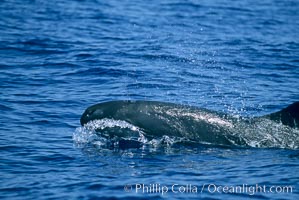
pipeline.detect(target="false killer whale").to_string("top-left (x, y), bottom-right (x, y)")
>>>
top-left (80, 100), bottom-right (299, 148)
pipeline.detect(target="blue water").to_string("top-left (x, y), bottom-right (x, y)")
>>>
top-left (1, 0), bottom-right (299, 199)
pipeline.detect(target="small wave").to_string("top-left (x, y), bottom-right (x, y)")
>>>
top-left (73, 119), bottom-right (195, 150)
top-left (235, 118), bottom-right (299, 149)
top-left (73, 119), bottom-right (147, 149)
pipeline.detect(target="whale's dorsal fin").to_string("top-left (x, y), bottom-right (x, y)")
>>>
top-left (266, 101), bottom-right (299, 128)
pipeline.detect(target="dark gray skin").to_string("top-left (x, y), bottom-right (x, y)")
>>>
top-left (80, 100), bottom-right (299, 147)
top-left (266, 101), bottom-right (299, 128)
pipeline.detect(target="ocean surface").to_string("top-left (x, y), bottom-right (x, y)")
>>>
top-left (1, 0), bottom-right (299, 199)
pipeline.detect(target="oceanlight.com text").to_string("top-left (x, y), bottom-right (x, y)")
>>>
top-left (124, 183), bottom-right (294, 196)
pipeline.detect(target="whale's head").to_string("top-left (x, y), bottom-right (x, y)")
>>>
top-left (80, 100), bottom-right (134, 126)
top-left (80, 104), bottom-right (104, 126)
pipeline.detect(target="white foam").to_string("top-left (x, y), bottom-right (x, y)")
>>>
top-left (235, 118), bottom-right (299, 149)
top-left (73, 118), bottom-right (146, 145)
